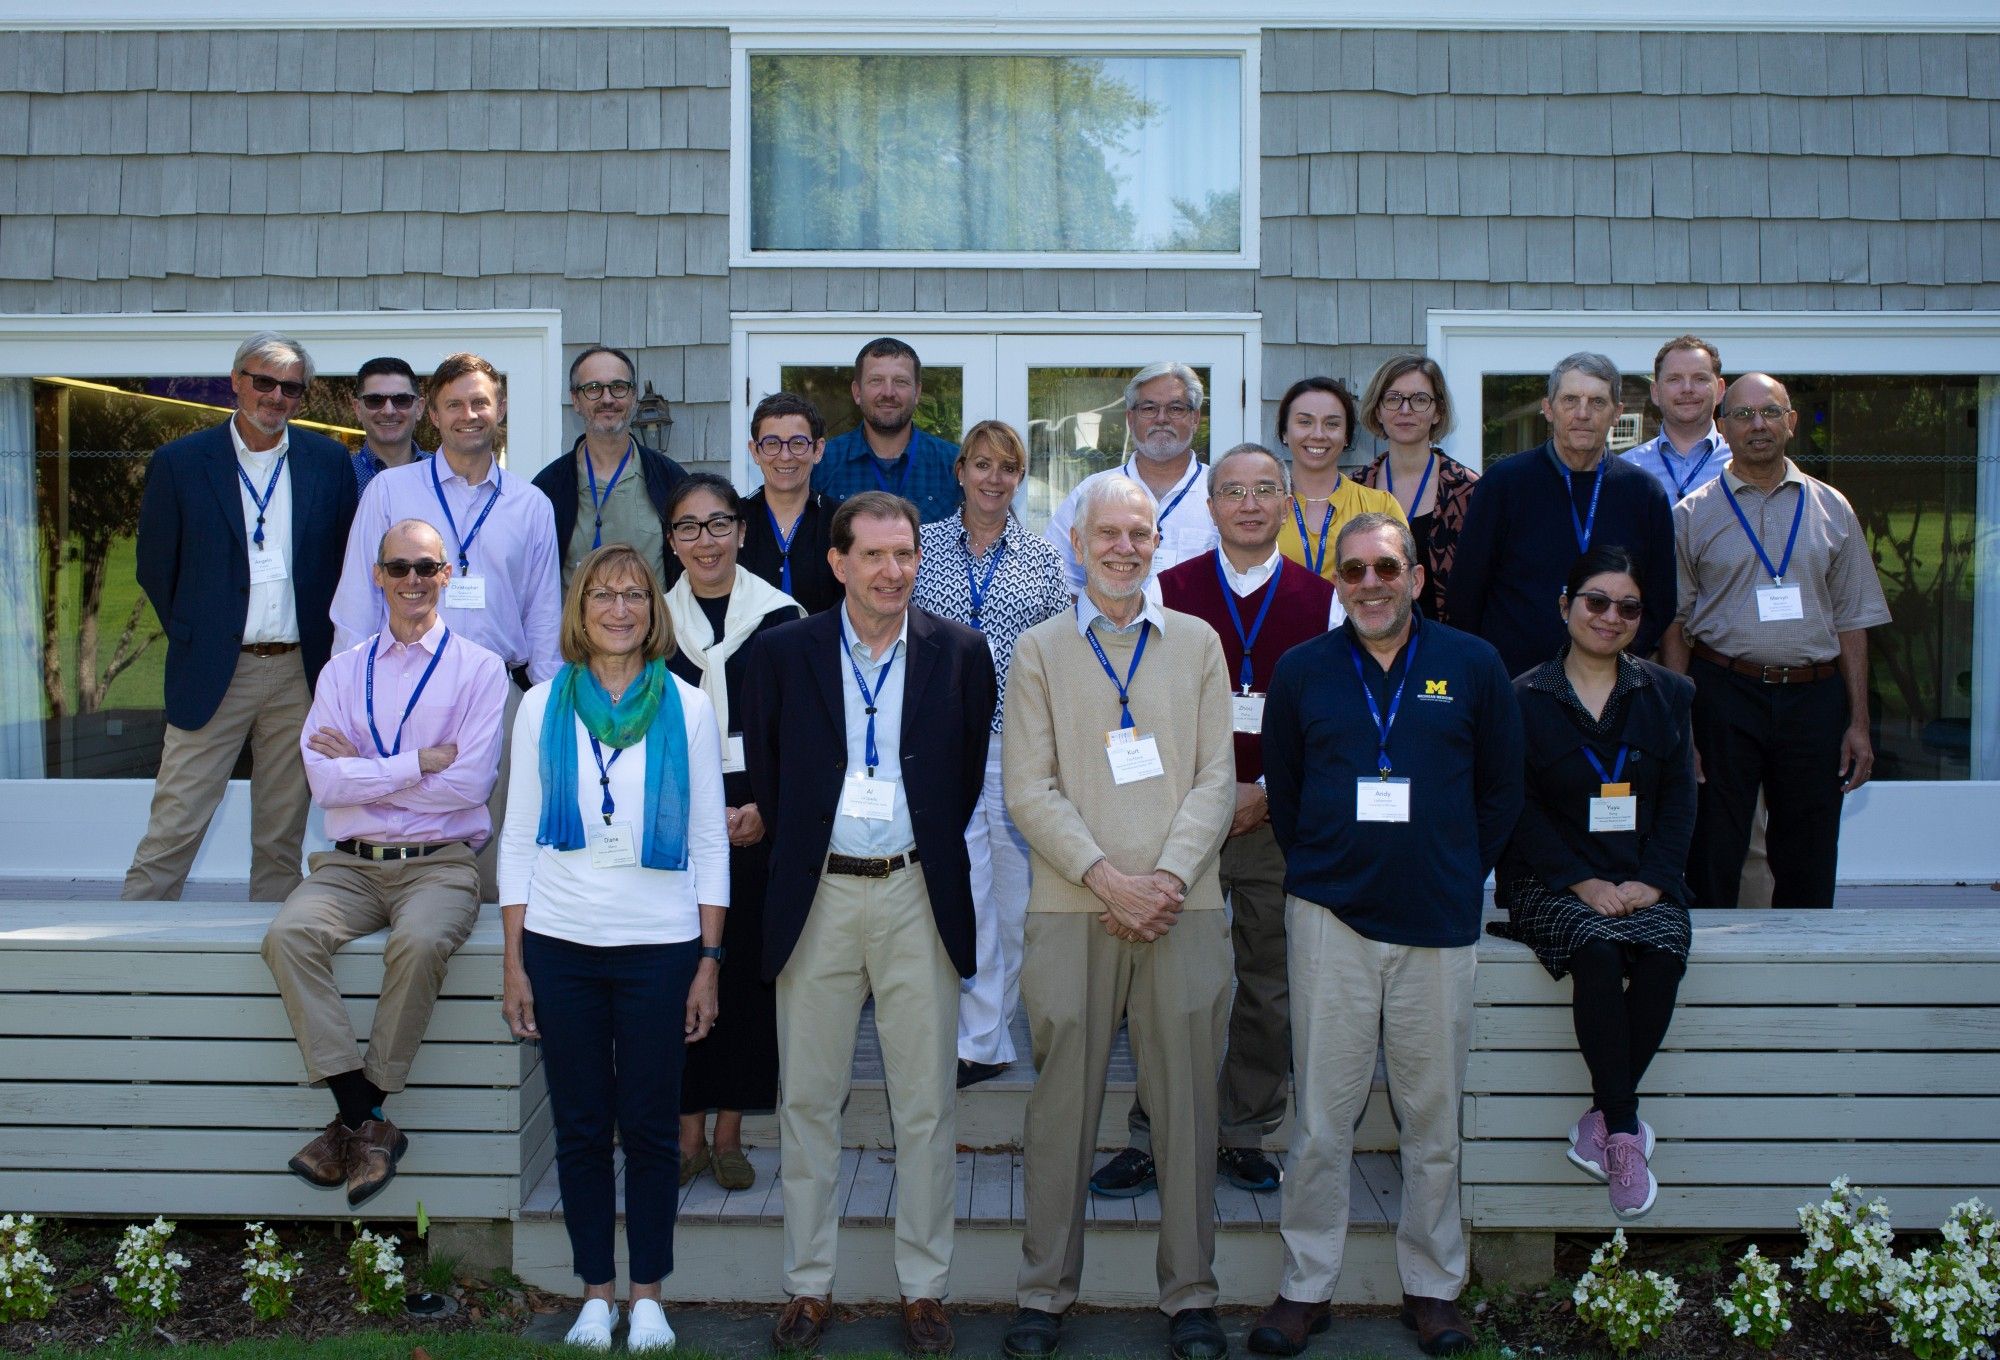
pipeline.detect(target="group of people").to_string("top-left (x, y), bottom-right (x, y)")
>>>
top-left (123, 328), bottom-right (1890, 1359)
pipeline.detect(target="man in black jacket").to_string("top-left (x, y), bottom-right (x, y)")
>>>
top-left (742, 491), bottom-right (996, 1358)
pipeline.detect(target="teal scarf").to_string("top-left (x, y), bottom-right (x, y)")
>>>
top-left (535, 659), bottom-right (689, 869)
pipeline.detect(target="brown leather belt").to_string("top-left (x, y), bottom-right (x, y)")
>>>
top-left (1692, 640), bottom-right (1837, 685)
top-left (241, 642), bottom-right (299, 657)
top-left (336, 838), bottom-right (461, 862)
top-left (825, 848), bottom-right (921, 879)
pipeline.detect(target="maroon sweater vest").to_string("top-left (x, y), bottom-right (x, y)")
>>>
top-left (1158, 550), bottom-right (1336, 783)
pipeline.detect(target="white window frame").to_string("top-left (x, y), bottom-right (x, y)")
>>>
top-left (729, 31), bottom-right (1261, 271)
top-left (1428, 308), bottom-right (2000, 886)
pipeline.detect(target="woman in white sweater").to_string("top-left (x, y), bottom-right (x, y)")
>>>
top-left (498, 544), bottom-right (730, 1353)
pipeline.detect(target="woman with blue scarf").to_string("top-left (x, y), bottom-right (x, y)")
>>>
top-left (498, 544), bottom-right (730, 1354)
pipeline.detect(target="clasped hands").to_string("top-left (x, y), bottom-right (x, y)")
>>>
top-left (1084, 859), bottom-right (1185, 942)
top-left (1570, 877), bottom-right (1662, 917)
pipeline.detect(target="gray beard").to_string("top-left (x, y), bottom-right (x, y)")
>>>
top-left (865, 411), bottom-right (914, 438)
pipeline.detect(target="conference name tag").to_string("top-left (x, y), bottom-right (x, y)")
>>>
top-left (1355, 777), bottom-right (1411, 823)
top-left (1231, 693), bottom-right (1265, 735)
top-left (1755, 583), bottom-right (1804, 622)
top-left (839, 773), bottom-right (897, 821)
top-left (444, 575), bottom-right (488, 610)
top-left (1105, 729), bottom-right (1165, 785)
top-left (1589, 794), bottom-right (1638, 833)
top-left (721, 733), bottom-right (746, 774)
top-left (247, 550), bottom-right (289, 586)
top-left (588, 820), bottom-right (638, 869)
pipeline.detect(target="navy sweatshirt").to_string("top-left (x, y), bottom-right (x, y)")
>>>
top-left (1264, 616), bottom-right (1525, 948)
top-left (1446, 442), bottom-right (1676, 677)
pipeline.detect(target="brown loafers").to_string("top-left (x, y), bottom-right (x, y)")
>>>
top-left (900, 1296), bottom-right (955, 1356)
top-left (772, 1294), bottom-right (832, 1353)
top-left (1400, 1294), bottom-right (1477, 1357)
top-left (287, 1119), bottom-right (351, 1188)
top-left (1248, 1296), bottom-right (1331, 1355)
top-left (345, 1117), bottom-right (408, 1207)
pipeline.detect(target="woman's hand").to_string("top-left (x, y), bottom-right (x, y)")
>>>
top-left (1614, 880), bottom-right (1663, 912)
top-left (684, 959), bottom-right (720, 1043)
top-left (726, 803), bottom-right (765, 848)
top-left (1570, 877), bottom-right (1631, 917)
top-left (502, 964), bottom-right (538, 1039)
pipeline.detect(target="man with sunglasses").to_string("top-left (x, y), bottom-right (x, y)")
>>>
top-left (1256, 512), bottom-right (1522, 1358)
top-left (124, 332), bottom-right (359, 904)
top-left (1660, 374), bottom-right (1890, 909)
top-left (531, 345), bottom-right (689, 591)
top-left (263, 517), bottom-right (507, 1207)
top-left (349, 357), bottom-right (432, 494)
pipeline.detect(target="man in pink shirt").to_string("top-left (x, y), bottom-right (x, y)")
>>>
top-left (262, 517), bottom-right (508, 1207)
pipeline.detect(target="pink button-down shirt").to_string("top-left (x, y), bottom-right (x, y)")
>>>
top-left (302, 618), bottom-right (510, 847)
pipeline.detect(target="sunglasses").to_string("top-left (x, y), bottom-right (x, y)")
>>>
top-left (359, 392), bottom-right (419, 411)
top-left (1573, 590), bottom-right (1643, 621)
top-left (241, 371), bottom-right (306, 400)
top-left (379, 558), bottom-right (447, 579)
top-left (1335, 556), bottom-right (1409, 585)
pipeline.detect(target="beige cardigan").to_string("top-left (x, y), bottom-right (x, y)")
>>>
top-left (1001, 607), bottom-right (1236, 913)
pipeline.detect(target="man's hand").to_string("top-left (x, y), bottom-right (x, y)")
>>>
top-left (501, 965), bottom-right (538, 1039)
top-left (1229, 782), bottom-right (1269, 838)
top-left (1614, 880), bottom-right (1663, 912)
top-left (1083, 860), bottom-right (1182, 941)
top-left (726, 803), bottom-right (766, 848)
top-left (1839, 724), bottom-right (1874, 792)
top-left (307, 726), bottom-right (360, 760)
top-left (1570, 877), bottom-right (1631, 917)
top-left (418, 743), bottom-right (458, 775)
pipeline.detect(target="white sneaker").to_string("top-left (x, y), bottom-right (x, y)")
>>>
top-left (627, 1297), bottom-right (677, 1353)
top-left (565, 1298), bottom-right (621, 1351)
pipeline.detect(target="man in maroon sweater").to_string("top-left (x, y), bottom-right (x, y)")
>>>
top-left (1090, 443), bottom-right (1341, 1200)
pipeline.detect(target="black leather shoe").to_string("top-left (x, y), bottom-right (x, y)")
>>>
top-left (1002, 1308), bottom-right (1063, 1359)
top-left (1217, 1146), bottom-right (1282, 1192)
top-left (957, 1059), bottom-right (1008, 1089)
top-left (1088, 1146), bottom-right (1157, 1198)
top-left (1168, 1307), bottom-right (1229, 1360)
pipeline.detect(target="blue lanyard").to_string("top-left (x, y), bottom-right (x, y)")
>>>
top-left (1214, 550), bottom-right (1282, 692)
top-left (1720, 478), bottom-right (1807, 584)
top-left (965, 534), bottom-right (1007, 629)
top-left (430, 457), bottom-right (503, 574)
top-left (1385, 452), bottom-right (1434, 515)
top-left (1126, 460), bottom-right (1200, 528)
top-left (1346, 626), bottom-right (1420, 778)
top-left (1581, 744), bottom-right (1629, 789)
top-left (1553, 450), bottom-right (1606, 555)
top-left (1290, 495), bottom-right (1334, 576)
top-left (1085, 620), bottom-right (1151, 730)
top-left (236, 453), bottom-right (287, 550)
top-left (588, 735), bottom-right (623, 824)
top-left (841, 618), bottom-right (899, 775)
top-left (585, 440), bottom-right (635, 550)
top-left (1663, 439), bottom-right (1713, 500)
top-left (364, 630), bottom-right (451, 758)
top-left (871, 453), bottom-right (912, 498)
top-left (764, 502), bottom-right (802, 596)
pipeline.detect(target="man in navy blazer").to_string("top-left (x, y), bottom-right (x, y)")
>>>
top-left (743, 491), bottom-right (995, 1357)
top-left (123, 332), bottom-right (359, 903)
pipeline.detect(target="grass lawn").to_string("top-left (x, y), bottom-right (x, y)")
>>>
top-left (24, 1347), bottom-right (1529, 1360)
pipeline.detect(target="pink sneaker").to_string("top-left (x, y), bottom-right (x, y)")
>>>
top-left (1605, 1132), bottom-right (1658, 1219)
top-left (1567, 1108), bottom-right (1608, 1181)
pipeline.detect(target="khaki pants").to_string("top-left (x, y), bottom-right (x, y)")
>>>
top-left (123, 650), bottom-right (311, 903)
top-left (776, 863), bottom-right (959, 1300)
top-left (260, 843), bottom-right (481, 1092)
top-left (1018, 908), bottom-right (1231, 1316)
top-left (1280, 899), bottom-right (1474, 1302)
top-left (472, 681), bottom-right (523, 904)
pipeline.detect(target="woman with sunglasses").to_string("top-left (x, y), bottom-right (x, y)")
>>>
top-left (660, 474), bottom-right (805, 1192)
top-left (1355, 356), bottom-right (1479, 623)
top-left (1271, 376), bottom-right (1405, 582)
top-left (1493, 545), bottom-right (1696, 1222)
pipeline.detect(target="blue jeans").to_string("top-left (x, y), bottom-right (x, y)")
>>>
top-left (524, 929), bottom-right (698, 1286)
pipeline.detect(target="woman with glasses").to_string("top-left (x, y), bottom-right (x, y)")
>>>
top-left (911, 420), bottom-right (1071, 1088)
top-left (1492, 545), bottom-right (1696, 1223)
top-left (497, 544), bottom-right (729, 1352)
top-left (740, 392), bottom-right (841, 613)
top-left (660, 474), bottom-right (805, 1191)
top-left (1355, 356), bottom-right (1479, 623)
top-left (1271, 376), bottom-right (1405, 583)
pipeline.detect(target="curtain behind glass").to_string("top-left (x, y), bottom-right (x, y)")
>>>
top-left (0, 378), bottom-right (44, 778)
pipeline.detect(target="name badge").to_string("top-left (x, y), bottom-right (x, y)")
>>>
top-left (1105, 731), bottom-right (1166, 785)
top-left (588, 820), bottom-right (638, 869)
top-left (1355, 777), bottom-right (1411, 822)
top-left (1589, 795), bottom-right (1638, 833)
top-left (1755, 584), bottom-right (1804, 622)
top-left (247, 550), bottom-right (289, 585)
top-left (839, 773), bottom-right (897, 821)
top-left (1231, 693), bottom-right (1265, 735)
top-left (445, 575), bottom-right (488, 610)
top-left (721, 733), bottom-right (746, 774)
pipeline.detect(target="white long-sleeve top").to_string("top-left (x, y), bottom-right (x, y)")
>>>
top-left (498, 674), bottom-right (731, 946)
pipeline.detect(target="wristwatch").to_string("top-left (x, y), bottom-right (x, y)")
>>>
top-left (700, 945), bottom-right (727, 963)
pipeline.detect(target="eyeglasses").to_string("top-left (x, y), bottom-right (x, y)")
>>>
top-left (1335, 557), bottom-right (1408, 584)
top-left (670, 514), bottom-right (741, 542)
top-left (1573, 590), bottom-right (1643, 622)
top-left (379, 558), bottom-right (447, 579)
top-left (1213, 482), bottom-right (1285, 504)
top-left (585, 588), bottom-right (653, 609)
top-left (241, 371), bottom-right (306, 400)
top-left (1129, 401), bottom-right (1199, 421)
top-left (1722, 404), bottom-right (1792, 423)
top-left (755, 435), bottom-right (817, 458)
top-left (1379, 392), bottom-right (1437, 413)
top-left (572, 380), bottom-right (636, 400)
top-left (359, 392), bottom-right (419, 411)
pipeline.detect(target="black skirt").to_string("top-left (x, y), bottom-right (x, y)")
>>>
top-left (679, 825), bottom-right (780, 1114)
top-left (1490, 874), bottom-right (1692, 980)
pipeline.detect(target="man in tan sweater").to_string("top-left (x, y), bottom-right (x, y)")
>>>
top-left (1001, 474), bottom-right (1237, 1360)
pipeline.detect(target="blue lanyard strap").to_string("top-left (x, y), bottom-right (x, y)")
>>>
top-left (1581, 744), bottom-right (1629, 788)
top-left (1214, 550), bottom-right (1282, 692)
top-left (764, 502), bottom-right (802, 596)
top-left (1385, 452), bottom-right (1434, 515)
top-left (236, 453), bottom-right (287, 550)
top-left (1290, 496), bottom-right (1334, 576)
top-left (1720, 478), bottom-right (1807, 584)
top-left (1085, 620), bottom-right (1151, 730)
top-left (364, 629), bottom-right (451, 758)
top-left (430, 457), bottom-right (503, 574)
top-left (1665, 440), bottom-right (1713, 500)
top-left (1347, 627), bottom-right (1420, 777)
top-left (870, 452), bottom-right (912, 498)
top-left (841, 618), bottom-right (899, 775)
top-left (1554, 451), bottom-right (1606, 555)
top-left (588, 735), bottom-right (623, 824)
top-left (585, 440), bottom-right (635, 550)
top-left (1127, 460), bottom-right (1200, 528)
top-left (965, 534), bottom-right (1007, 629)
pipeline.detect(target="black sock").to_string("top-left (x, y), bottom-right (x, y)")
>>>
top-left (328, 1070), bottom-right (385, 1129)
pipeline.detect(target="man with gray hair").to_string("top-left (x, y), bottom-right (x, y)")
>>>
top-left (1043, 362), bottom-right (1218, 595)
top-left (1448, 352), bottom-right (1675, 676)
top-left (125, 332), bottom-right (359, 902)
top-left (1003, 473), bottom-right (1237, 1360)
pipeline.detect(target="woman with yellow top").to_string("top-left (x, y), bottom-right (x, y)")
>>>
top-left (1272, 376), bottom-right (1405, 583)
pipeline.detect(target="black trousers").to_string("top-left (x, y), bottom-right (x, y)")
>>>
top-left (1687, 658), bottom-right (1849, 909)
top-left (1571, 939), bottom-right (1684, 1134)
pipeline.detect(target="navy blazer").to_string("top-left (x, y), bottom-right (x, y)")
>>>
top-left (531, 437), bottom-right (688, 588)
top-left (135, 419), bottom-right (358, 731)
top-left (742, 605), bottom-right (996, 983)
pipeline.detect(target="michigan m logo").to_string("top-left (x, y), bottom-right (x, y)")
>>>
top-left (1424, 679), bottom-right (1448, 696)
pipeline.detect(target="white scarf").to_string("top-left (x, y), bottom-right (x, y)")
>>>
top-left (664, 566), bottom-right (802, 737)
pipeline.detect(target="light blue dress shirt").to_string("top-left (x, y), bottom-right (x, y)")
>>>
top-left (829, 606), bottom-right (916, 856)
top-left (1624, 426), bottom-right (1728, 502)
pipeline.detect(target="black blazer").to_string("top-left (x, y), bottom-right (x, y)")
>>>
top-left (531, 437), bottom-right (688, 588)
top-left (1499, 656), bottom-right (1697, 900)
top-left (742, 605), bottom-right (996, 982)
top-left (134, 419), bottom-right (357, 731)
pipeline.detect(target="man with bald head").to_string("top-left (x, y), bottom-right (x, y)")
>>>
top-left (262, 517), bottom-right (509, 1207)
top-left (1661, 375), bottom-right (1890, 909)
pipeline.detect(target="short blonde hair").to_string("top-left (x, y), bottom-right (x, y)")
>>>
top-left (957, 419), bottom-right (1029, 479)
top-left (560, 545), bottom-right (675, 665)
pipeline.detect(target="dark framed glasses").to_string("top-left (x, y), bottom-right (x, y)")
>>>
top-left (379, 558), bottom-right (447, 579)
top-left (1335, 556), bottom-right (1408, 585)
top-left (1573, 590), bottom-right (1642, 621)
top-left (670, 514), bottom-right (741, 543)
top-left (359, 392), bottom-right (419, 411)
top-left (572, 380), bottom-right (636, 400)
top-left (241, 371), bottom-right (306, 400)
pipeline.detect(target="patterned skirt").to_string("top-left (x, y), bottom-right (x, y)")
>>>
top-left (1490, 875), bottom-right (1692, 980)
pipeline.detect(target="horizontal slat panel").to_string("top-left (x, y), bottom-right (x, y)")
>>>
top-left (1484, 909), bottom-right (2000, 966)
top-left (1464, 1140), bottom-right (2000, 1187)
top-left (1472, 1005), bottom-right (2000, 1051)
top-left (0, 952), bottom-right (501, 997)
top-left (1466, 1049), bottom-right (1998, 1096)
top-left (0, 994), bottom-right (510, 1043)
top-left (1466, 1184), bottom-right (1986, 1231)
top-left (0, 902), bottom-right (506, 953)
top-left (0, 1127), bottom-right (526, 1176)
top-left (1475, 961), bottom-right (2000, 1006)
top-left (0, 1169), bottom-right (517, 1220)
top-left (1464, 1095), bottom-right (2000, 1141)
top-left (0, 1038), bottom-right (532, 1086)
top-left (0, 1078), bottom-right (539, 1131)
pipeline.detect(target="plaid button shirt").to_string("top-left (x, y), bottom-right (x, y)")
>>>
top-left (813, 426), bottom-right (963, 524)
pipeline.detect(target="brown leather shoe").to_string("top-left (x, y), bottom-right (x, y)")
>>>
top-left (772, 1294), bottom-right (832, 1353)
top-left (344, 1117), bottom-right (408, 1207)
top-left (287, 1120), bottom-right (351, 1188)
top-left (900, 1296), bottom-right (955, 1356)
top-left (1400, 1294), bottom-right (1477, 1357)
top-left (1247, 1296), bottom-right (1330, 1355)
